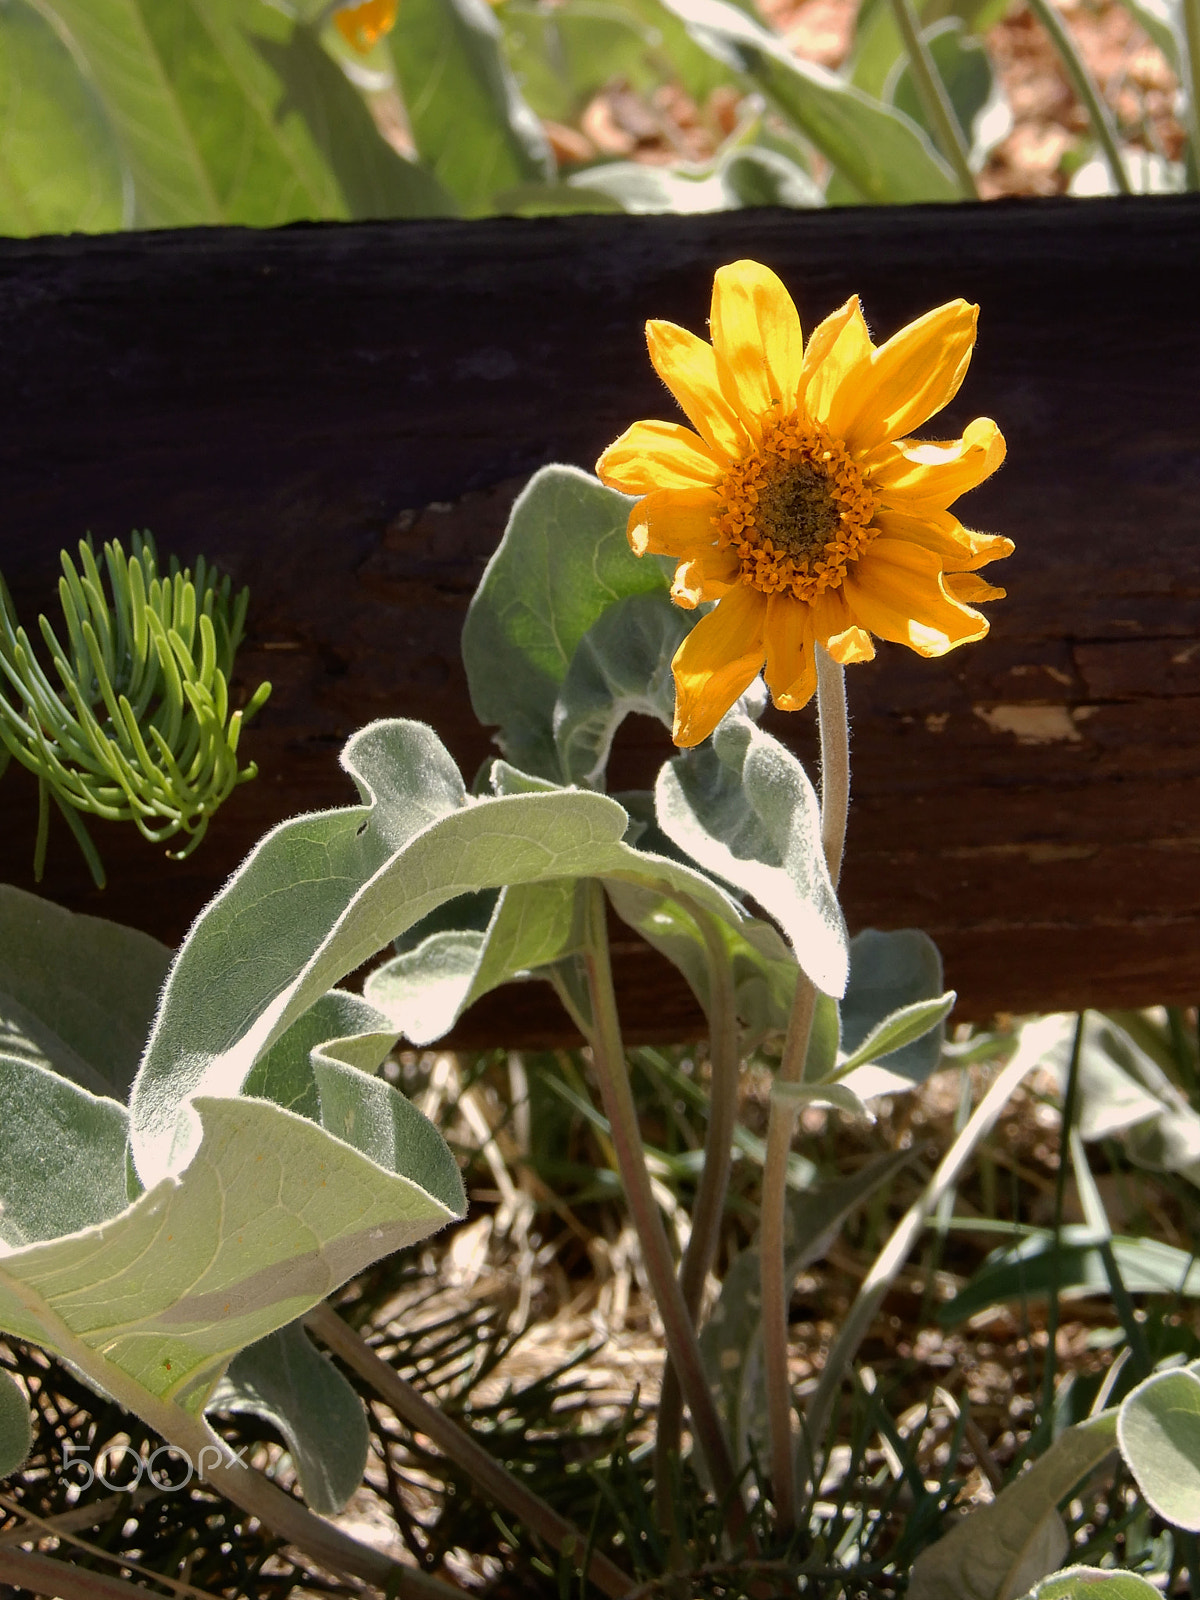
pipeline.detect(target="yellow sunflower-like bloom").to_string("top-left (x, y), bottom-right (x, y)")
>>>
top-left (596, 260), bottom-right (1012, 748)
top-left (333, 0), bottom-right (398, 52)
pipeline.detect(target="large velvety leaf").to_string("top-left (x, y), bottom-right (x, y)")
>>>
top-left (462, 466), bottom-right (667, 779)
top-left (131, 718), bottom-right (763, 1184)
top-left (1025, 1012), bottom-right (1200, 1185)
top-left (0, 1368), bottom-right (31, 1478)
top-left (366, 878), bottom-right (585, 1045)
top-left (833, 928), bottom-right (949, 1097)
top-left (389, 0), bottom-right (552, 215)
top-left (655, 709), bottom-right (848, 996)
top-left (0, 1057), bottom-right (130, 1246)
top-left (211, 1320), bottom-right (369, 1516)
top-left (1117, 1367), bottom-right (1200, 1532)
top-left (1029, 1569), bottom-right (1163, 1600)
top-left (553, 593), bottom-right (688, 787)
top-left (604, 876), bottom-right (799, 1047)
top-left (0, 885), bottom-right (171, 1100)
top-left (0, 1093), bottom-right (464, 1418)
top-left (28, 0), bottom-right (450, 230)
top-left (242, 989), bottom-right (398, 1124)
top-left (907, 1414), bottom-right (1118, 1600)
top-left (0, 0), bottom-right (128, 235)
top-left (659, 0), bottom-right (960, 202)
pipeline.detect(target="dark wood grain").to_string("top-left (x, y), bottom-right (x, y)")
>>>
top-left (1, 195), bottom-right (1197, 1042)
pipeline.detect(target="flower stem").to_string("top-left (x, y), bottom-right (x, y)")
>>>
top-left (654, 907), bottom-right (741, 1523)
top-left (798, 1048), bottom-right (1036, 1500)
top-left (760, 646), bottom-right (848, 1529)
top-left (580, 880), bottom-right (749, 1545)
top-left (1025, 0), bottom-right (1131, 194)
top-left (305, 1301), bottom-right (631, 1599)
top-left (886, 0), bottom-right (979, 198)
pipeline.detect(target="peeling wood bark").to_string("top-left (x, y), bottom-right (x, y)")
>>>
top-left (1, 196), bottom-right (1197, 1040)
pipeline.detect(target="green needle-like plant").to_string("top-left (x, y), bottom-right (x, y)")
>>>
top-left (0, 532), bottom-right (271, 888)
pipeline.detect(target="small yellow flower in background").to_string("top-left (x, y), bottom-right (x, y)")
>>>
top-left (333, 0), bottom-right (398, 52)
top-left (596, 261), bottom-right (1013, 748)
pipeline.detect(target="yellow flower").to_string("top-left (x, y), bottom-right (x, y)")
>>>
top-left (333, 0), bottom-right (398, 52)
top-left (596, 261), bottom-right (1012, 748)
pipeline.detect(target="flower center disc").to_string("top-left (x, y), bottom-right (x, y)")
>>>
top-left (716, 418), bottom-right (878, 604)
top-left (753, 460), bottom-right (844, 562)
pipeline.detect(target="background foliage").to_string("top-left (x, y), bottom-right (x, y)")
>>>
top-left (0, 0), bottom-right (1193, 237)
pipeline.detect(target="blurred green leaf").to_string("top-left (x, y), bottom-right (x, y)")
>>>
top-left (3, 0), bottom-right (450, 233)
top-left (1107, 0), bottom-right (1183, 72)
top-left (659, 0), bottom-right (959, 201)
top-left (1118, 1366), bottom-right (1200, 1532)
top-left (492, 176), bottom-right (625, 212)
top-left (890, 17), bottom-right (1011, 168)
top-left (567, 156), bottom-right (733, 210)
top-left (389, 0), bottom-right (553, 214)
top-left (940, 1225), bottom-right (1200, 1325)
top-left (0, 0), bottom-right (128, 235)
top-left (500, 0), bottom-right (657, 121)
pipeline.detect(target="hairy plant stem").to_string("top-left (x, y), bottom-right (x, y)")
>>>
top-left (580, 879), bottom-right (749, 1545)
top-left (305, 1301), bottom-right (631, 1599)
top-left (886, 0), bottom-right (979, 196)
top-left (760, 648), bottom-right (849, 1529)
top-left (1025, 0), bottom-right (1131, 193)
top-left (653, 907), bottom-right (741, 1527)
top-left (798, 1047), bottom-right (1037, 1501)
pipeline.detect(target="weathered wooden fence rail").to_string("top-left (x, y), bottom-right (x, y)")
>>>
top-left (1, 195), bottom-right (1197, 1042)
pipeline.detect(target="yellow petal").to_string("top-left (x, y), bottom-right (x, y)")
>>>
top-left (810, 587), bottom-right (876, 664)
top-left (843, 538), bottom-right (989, 657)
top-left (871, 507), bottom-right (1014, 573)
top-left (646, 320), bottom-right (751, 464)
top-left (944, 571), bottom-right (1007, 603)
top-left (708, 260), bottom-right (804, 426)
top-left (764, 593), bottom-right (817, 709)
top-left (804, 299), bottom-right (874, 435)
top-left (671, 546), bottom-right (741, 609)
top-left (597, 420), bottom-right (723, 494)
top-left (840, 300), bottom-right (978, 456)
top-left (671, 584), bottom-right (768, 746)
top-left (628, 489), bottom-right (722, 558)
top-left (869, 417), bottom-right (1006, 513)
